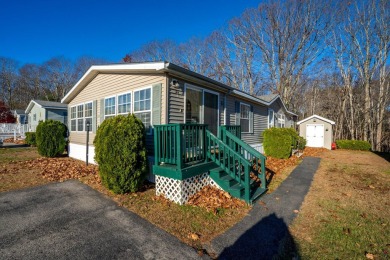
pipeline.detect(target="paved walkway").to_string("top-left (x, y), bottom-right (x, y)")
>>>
top-left (204, 156), bottom-right (321, 259)
top-left (0, 180), bottom-right (205, 260)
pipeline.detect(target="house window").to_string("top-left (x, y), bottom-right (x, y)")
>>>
top-left (70, 106), bottom-right (77, 131)
top-left (33, 114), bottom-right (36, 121)
top-left (278, 113), bottom-right (285, 128)
top-left (104, 97), bottom-right (116, 119)
top-left (118, 93), bottom-right (131, 115)
top-left (134, 88), bottom-right (151, 133)
top-left (268, 109), bottom-right (274, 128)
top-left (77, 104), bottom-right (84, 131)
top-left (84, 102), bottom-right (93, 130)
top-left (240, 103), bottom-right (251, 133)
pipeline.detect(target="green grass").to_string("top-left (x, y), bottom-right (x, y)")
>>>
top-left (0, 147), bottom-right (40, 163)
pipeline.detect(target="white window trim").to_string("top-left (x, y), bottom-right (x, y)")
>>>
top-left (70, 106), bottom-right (77, 132)
top-left (268, 109), bottom-right (274, 128)
top-left (133, 86), bottom-right (153, 135)
top-left (278, 113), bottom-right (285, 128)
top-left (76, 104), bottom-right (84, 132)
top-left (240, 102), bottom-right (252, 134)
top-left (183, 83), bottom-right (220, 131)
top-left (84, 102), bottom-right (93, 131)
top-left (70, 101), bottom-right (94, 132)
top-left (104, 95), bottom-right (116, 119)
top-left (117, 91), bottom-right (132, 115)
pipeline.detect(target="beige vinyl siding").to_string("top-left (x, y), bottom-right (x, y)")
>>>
top-left (226, 95), bottom-right (268, 144)
top-left (68, 73), bottom-right (166, 145)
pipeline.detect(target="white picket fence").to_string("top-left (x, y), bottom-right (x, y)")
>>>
top-left (0, 123), bottom-right (29, 140)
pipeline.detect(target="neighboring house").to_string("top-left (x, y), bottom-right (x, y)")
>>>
top-left (12, 109), bottom-right (28, 124)
top-left (25, 100), bottom-right (68, 132)
top-left (61, 61), bottom-right (297, 204)
top-left (297, 114), bottom-right (335, 150)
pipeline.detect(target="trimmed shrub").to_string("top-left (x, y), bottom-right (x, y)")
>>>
top-left (94, 114), bottom-right (148, 194)
top-left (25, 132), bottom-right (36, 146)
top-left (263, 127), bottom-right (305, 159)
top-left (335, 140), bottom-right (371, 151)
top-left (36, 120), bottom-right (67, 157)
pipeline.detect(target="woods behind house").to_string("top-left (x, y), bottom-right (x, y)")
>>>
top-left (1, 0), bottom-right (389, 151)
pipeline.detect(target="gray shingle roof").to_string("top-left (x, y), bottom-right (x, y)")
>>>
top-left (33, 100), bottom-right (68, 109)
top-left (13, 109), bottom-right (26, 115)
top-left (257, 94), bottom-right (279, 102)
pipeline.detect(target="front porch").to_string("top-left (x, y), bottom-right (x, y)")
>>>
top-left (153, 124), bottom-right (268, 204)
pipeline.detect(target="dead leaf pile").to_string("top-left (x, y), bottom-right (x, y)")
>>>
top-left (187, 186), bottom-right (246, 212)
top-left (23, 157), bottom-right (100, 183)
top-left (302, 147), bottom-right (328, 157)
top-left (2, 138), bottom-right (26, 144)
top-left (266, 155), bottom-right (300, 175)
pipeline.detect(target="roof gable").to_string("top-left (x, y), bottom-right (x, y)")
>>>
top-left (25, 100), bottom-right (67, 114)
top-left (297, 114), bottom-right (335, 125)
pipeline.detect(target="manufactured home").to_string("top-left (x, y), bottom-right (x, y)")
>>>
top-left (25, 100), bottom-right (68, 132)
top-left (62, 62), bottom-right (297, 204)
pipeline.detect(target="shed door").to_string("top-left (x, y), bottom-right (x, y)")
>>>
top-left (306, 124), bottom-right (324, 147)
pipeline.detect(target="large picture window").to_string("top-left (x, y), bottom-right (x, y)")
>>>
top-left (70, 106), bottom-right (76, 131)
top-left (240, 103), bottom-right (251, 133)
top-left (118, 93), bottom-right (131, 115)
top-left (134, 88), bottom-right (151, 133)
top-left (104, 97), bottom-right (116, 119)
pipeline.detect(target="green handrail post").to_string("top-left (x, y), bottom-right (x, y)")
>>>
top-left (154, 126), bottom-right (159, 166)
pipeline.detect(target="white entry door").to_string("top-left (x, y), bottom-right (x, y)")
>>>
top-left (306, 124), bottom-right (324, 147)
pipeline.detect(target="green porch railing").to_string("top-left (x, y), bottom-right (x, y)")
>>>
top-left (219, 125), bottom-right (241, 140)
top-left (154, 124), bottom-right (207, 168)
top-left (221, 127), bottom-right (267, 189)
top-left (206, 130), bottom-right (251, 203)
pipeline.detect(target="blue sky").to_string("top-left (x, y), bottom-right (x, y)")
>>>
top-left (0, 0), bottom-right (261, 65)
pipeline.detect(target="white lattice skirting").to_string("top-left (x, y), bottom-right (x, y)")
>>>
top-left (156, 173), bottom-right (221, 205)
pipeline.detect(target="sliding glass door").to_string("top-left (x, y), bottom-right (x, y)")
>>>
top-left (185, 87), bottom-right (219, 135)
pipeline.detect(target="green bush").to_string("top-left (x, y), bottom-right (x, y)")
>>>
top-left (36, 120), bottom-right (67, 157)
top-left (335, 140), bottom-right (371, 151)
top-left (94, 114), bottom-right (148, 194)
top-left (25, 132), bottom-right (36, 146)
top-left (263, 127), bottom-right (305, 159)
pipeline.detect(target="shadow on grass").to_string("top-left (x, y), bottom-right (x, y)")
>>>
top-left (372, 151), bottom-right (390, 162)
top-left (218, 213), bottom-right (299, 259)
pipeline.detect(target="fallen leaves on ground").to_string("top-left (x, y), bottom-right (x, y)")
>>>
top-left (302, 147), bottom-right (328, 157)
top-left (23, 157), bottom-right (100, 184)
top-left (265, 155), bottom-right (300, 175)
top-left (187, 186), bottom-right (246, 213)
top-left (2, 138), bottom-right (25, 144)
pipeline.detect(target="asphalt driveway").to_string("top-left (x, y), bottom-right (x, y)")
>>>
top-left (0, 180), bottom-right (204, 259)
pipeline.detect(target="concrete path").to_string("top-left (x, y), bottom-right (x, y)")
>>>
top-left (0, 180), bottom-right (205, 260)
top-left (204, 156), bottom-right (321, 259)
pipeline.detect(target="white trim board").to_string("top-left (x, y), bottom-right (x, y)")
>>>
top-left (297, 114), bottom-right (335, 125)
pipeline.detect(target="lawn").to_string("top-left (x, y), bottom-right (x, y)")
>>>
top-left (288, 149), bottom-right (390, 259)
top-left (3, 146), bottom-right (386, 258)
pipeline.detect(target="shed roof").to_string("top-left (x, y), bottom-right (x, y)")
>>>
top-left (297, 114), bottom-right (335, 125)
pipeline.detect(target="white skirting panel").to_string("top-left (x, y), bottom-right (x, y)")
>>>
top-left (68, 143), bottom-right (97, 164)
top-left (68, 143), bottom-right (156, 182)
top-left (250, 143), bottom-right (264, 154)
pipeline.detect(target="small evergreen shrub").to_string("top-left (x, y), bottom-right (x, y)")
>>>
top-left (263, 128), bottom-right (293, 159)
top-left (25, 132), bottom-right (36, 146)
top-left (94, 114), bottom-right (148, 194)
top-left (335, 140), bottom-right (371, 151)
top-left (36, 120), bottom-right (67, 157)
top-left (263, 127), bottom-right (305, 159)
